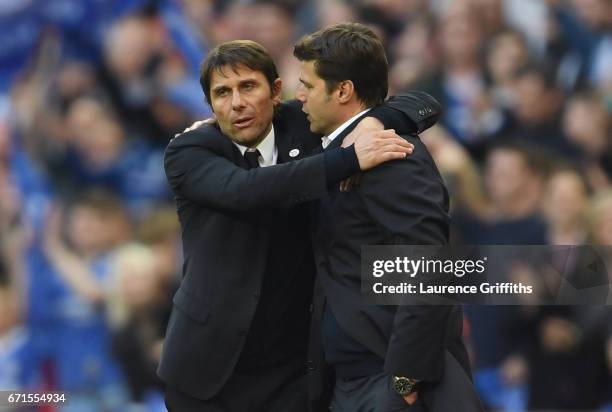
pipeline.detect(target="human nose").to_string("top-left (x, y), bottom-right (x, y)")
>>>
top-left (295, 84), bottom-right (306, 103)
top-left (231, 90), bottom-right (245, 110)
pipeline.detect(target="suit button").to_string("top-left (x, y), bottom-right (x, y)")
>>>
top-left (308, 303), bottom-right (314, 313)
top-left (239, 330), bottom-right (247, 336)
top-left (253, 291), bottom-right (260, 300)
top-left (306, 360), bottom-right (316, 371)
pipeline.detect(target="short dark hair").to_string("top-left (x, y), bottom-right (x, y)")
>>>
top-left (200, 40), bottom-right (279, 105)
top-left (293, 23), bottom-right (388, 107)
top-left (71, 188), bottom-right (125, 217)
top-left (486, 140), bottom-right (551, 176)
top-left (515, 62), bottom-right (558, 90)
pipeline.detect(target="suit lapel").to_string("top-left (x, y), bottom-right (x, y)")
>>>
top-left (275, 129), bottom-right (293, 164)
top-left (273, 118), bottom-right (310, 164)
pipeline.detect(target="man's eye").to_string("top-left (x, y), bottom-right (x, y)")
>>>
top-left (243, 83), bottom-right (255, 90)
top-left (217, 90), bottom-right (229, 97)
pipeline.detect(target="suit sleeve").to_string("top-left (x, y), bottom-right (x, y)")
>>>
top-left (283, 94), bottom-right (442, 136)
top-left (164, 133), bottom-right (356, 213)
top-left (369, 93), bottom-right (442, 135)
top-left (358, 138), bottom-right (452, 382)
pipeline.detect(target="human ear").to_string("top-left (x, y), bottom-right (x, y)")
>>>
top-left (271, 78), bottom-right (283, 105)
top-left (336, 80), bottom-right (354, 104)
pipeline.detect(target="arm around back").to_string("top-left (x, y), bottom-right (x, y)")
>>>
top-left (164, 127), bottom-right (330, 213)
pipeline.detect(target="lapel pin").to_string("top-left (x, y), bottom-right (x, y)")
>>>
top-left (289, 149), bottom-right (300, 158)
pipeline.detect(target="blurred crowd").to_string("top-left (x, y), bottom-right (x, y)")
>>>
top-left (0, 0), bottom-right (610, 411)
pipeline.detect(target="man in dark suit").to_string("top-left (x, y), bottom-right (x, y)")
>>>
top-left (159, 40), bottom-right (427, 411)
top-left (293, 24), bottom-right (483, 412)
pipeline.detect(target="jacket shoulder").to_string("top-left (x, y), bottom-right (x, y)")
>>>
top-left (166, 125), bottom-right (228, 152)
top-left (362, 134), bottom-right (444, 186)
top-left (275, 100), bottom-right (309, 131)
top-left (274, 100), bottom-right (321, 152)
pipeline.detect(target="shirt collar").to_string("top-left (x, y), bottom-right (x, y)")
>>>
top-left (233, 125), bottom-right (277, 167)
top-left (324, 108), bottom-right (371, 146)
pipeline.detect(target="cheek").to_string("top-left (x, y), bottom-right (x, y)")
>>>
top-left (212, 101), bottom-right (230, 124)
top-left (306, 94), bottom-right (320, 113)
top-left (254, 98), bottom-right (274, 122)
top-left (313, 95), bottom-right (329, 116)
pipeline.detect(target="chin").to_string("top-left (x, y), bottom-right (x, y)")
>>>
top-left (233, 131), bottom-right (263, 147)
top-left (309, 123), bottom-right (322, 134)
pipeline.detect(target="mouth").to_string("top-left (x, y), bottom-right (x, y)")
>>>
top-left (233, 116), bottom-right (254, 129)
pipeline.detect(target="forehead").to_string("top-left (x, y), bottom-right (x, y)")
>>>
top-left (299, 61), bottom-right (321, 82)
top-left (487, 149), bottom-right (524, 166)
top-left (550, 172), bottom-right (583, 188)
top-left (210, 64), bottom-right (268, 88)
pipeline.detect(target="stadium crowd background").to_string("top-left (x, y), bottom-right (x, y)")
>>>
top-left (0, 0), bottom-right (610, 411)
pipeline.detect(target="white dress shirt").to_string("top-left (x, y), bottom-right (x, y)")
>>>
top-left (321, 108), bottom-right (371, 149)
top-left (233, 126), bottom-right (278, 167)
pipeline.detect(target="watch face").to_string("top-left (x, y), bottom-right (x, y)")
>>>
top-left (393, 377), bottom-right (414, 396)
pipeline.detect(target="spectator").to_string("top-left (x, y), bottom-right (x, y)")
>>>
top-left (99, 16), bottom-right (169, 146)
top-left (485, 29), bottom-right (530, 110)
top-left (0, 282), bottom-right (41, 391)
top-left (526, 303), bottom-right (609, 410)
top-left (49, 96), bottom-right (170, 211)
top-left (562, 90), bottom-right (612, 190)
top-left (454, 143), bottom-right (549, 411)
top-left (589, 189), bottom-right (612, 247)
top-left (547, 0), bottom-right (612, 90)
top-left (542, 168), bottom-right (590, 245)
top-left (136, 207), bottom-right (181, 329)
top-left (108, 244), bottom-right (166, 410)
top-left (414, 5), bottom-right (494, 145)
top-left (0, 226), bottom-right (40, 393)
top-left (389, 15), bottom-right (437, 94)
top-left (588, 190), bottom-right (612, 297)
top-left (499, 64), bottom-right (579, 159)
top-left (454, 143), bottom-right (548, 243)
top-left (421, 125), bottom-right (489, 217)
top-left (42, 190), bottom-right (131, 412)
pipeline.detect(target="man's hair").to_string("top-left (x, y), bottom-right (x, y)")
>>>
top-left (71, 188), bottom-right (125, 217)
top-left (200, 40), bottom-right (279, 105)
top-left (293, 22), bottom-right (388, 107)
top-left (515, 62), bottom-right (558, 90)
top-left (486, 140), bottom-right (551, 176)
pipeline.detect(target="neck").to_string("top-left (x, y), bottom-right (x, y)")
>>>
top-left (326, 104), bottom-right (368, 135)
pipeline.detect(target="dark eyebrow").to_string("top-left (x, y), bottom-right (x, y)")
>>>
top-left (212, 85), bottom-right (229, 94)
top-left (239, 79), bottom-right (259, 86)
top-left (299, 78), bottom-right (312, 88)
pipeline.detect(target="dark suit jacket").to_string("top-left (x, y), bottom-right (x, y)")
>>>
top-left (308, 117), bottom-right (483, 412)
top-left (158, 101), bottom-right (329, 400)
top-left (158, 95), bottom-right (443, 402)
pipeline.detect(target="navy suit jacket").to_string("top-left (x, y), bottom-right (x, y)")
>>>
top-left (158, 101), bottom-right (326, 399)
top-left (307, 116), bottom-right (483, 412)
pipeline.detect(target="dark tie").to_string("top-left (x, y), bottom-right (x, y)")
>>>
top-left (244, 149), bottom-right (261, 169)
